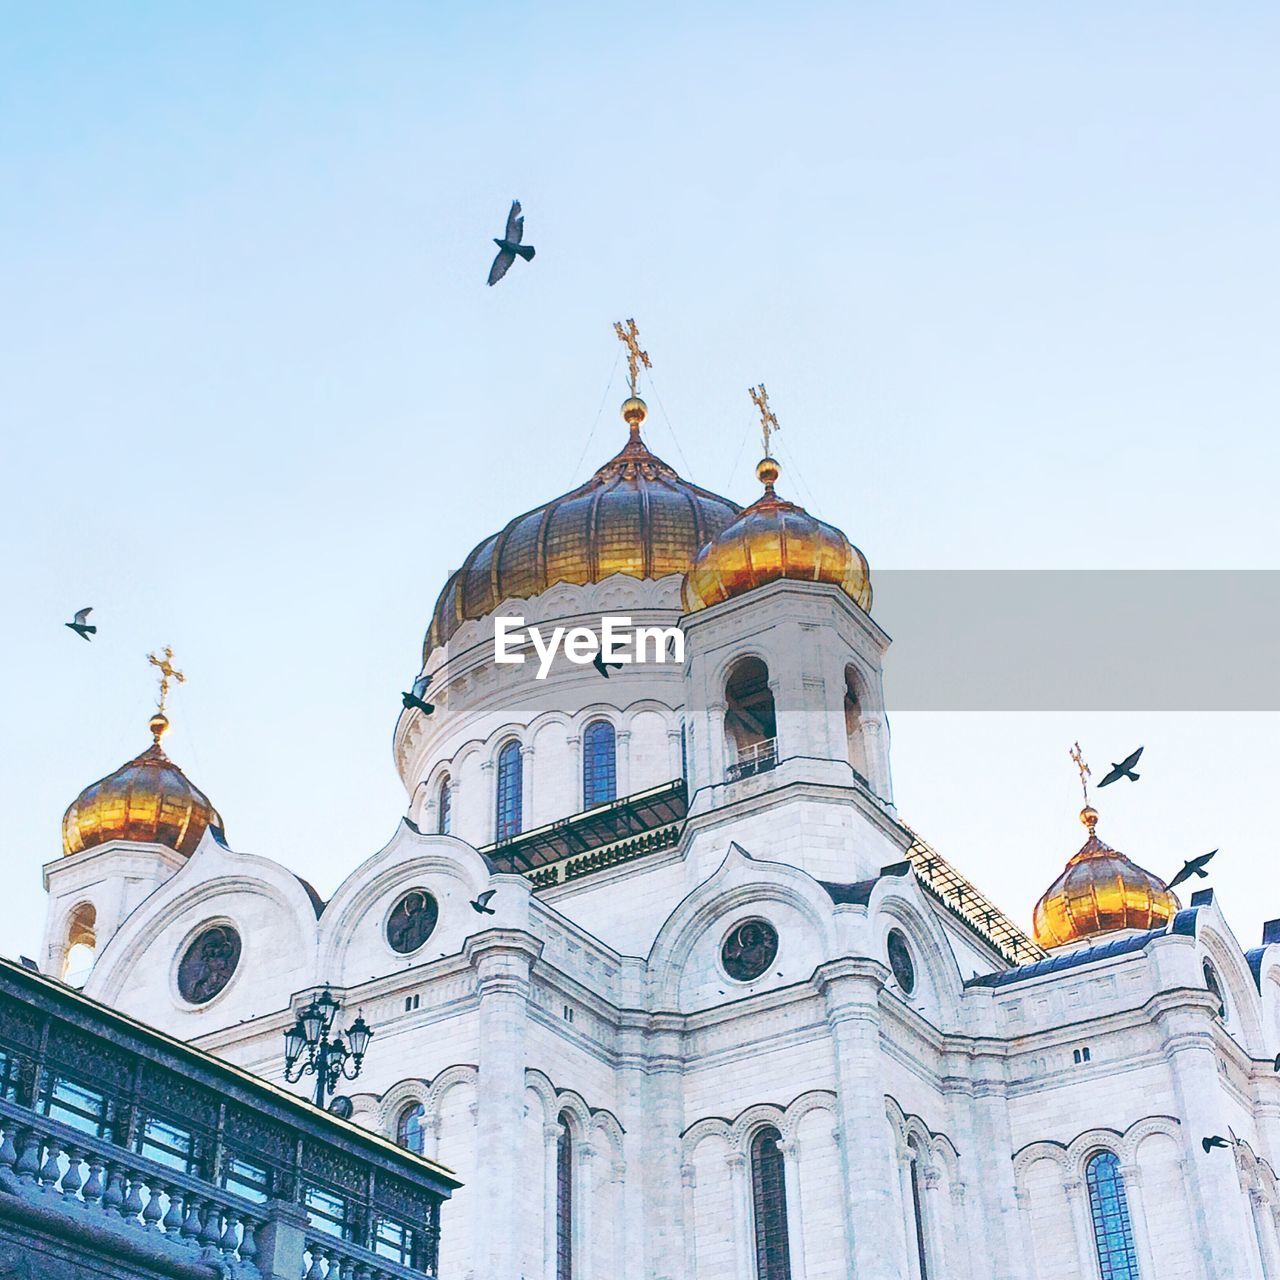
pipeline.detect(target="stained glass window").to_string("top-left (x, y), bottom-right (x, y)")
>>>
top-left (556, 1114), bottom-right (574, 1280)
top-left (1085, 1150), bottom-right (1141, 1280)
top-left (750, 1126), bottom-right (791, 1280)
top-left (583, 720), bottom-right (617, 808)
top-left (437, 777), bottom-right (451, 835)
top-left (496, 741), bottom-right (523, 841)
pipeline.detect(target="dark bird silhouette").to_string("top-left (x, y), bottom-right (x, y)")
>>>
top-left (593, 650), bottom-right (622, 679)
top-left (402, 691), bottom-right (435, 715)
top-left (1273, 1052), bottom-right (1280, 1073)
top-left (1168, 849), bottom-right (1218, 890)
top-left (487, 200), bottom-right (535, 286)
top-left (1098, 746), bottom-right (1144, 787)
top-left (65, 607), bottom-right (95, 641)
top-left (470, 890), bottom-right (497, 915)
top-left (1202, 1135), bottom-right (1230, 1153)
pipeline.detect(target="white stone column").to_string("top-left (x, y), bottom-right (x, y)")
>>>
top-left (707, 699), bottom-right (728, 785)
top-left (727, 1150), bottom-right (753, 1279)
top-left (1118, 1161), bottom-right (1159, 1280)
top-left (425, 1112), bottom-right (442, 1163)
top-left (814, 958), bottom-right (910, 1280)
top-left (667, 727), bottom-right (684, 779)
top-left (1013, 1187), bottom-right (1041, 1280)
top-left (949, 1180), bottom-right (973, 1280)
top-left (614, 1021), bottom-right (649, 1280)
top-left (777, 1136), bottom-right (807, 1280)
top-left (566, 734), bottom-right (582, 809)
top-left (480, 759), bottom-right (495, 841)
top-left (680, 1163), bottom-right (697, 1280)
top-left (543, 1121), bottom-right (561, 1280)
top-left (921, 1164), bottom-right (951, 1280)
top-left (641, 1018), bottom-right (686, 1280)
top-left (1155, 997), bottom-right (1262, 1278)
top-left (611, 1159), bottom-right (628, 1280)
top-left (464, 931), bottom-right (541, 1280)
top-left (520, 743), bottom-right (534, 832)
top-left (576, 1141), bottom-right (595, 1280)
top-left (1250, 1190), bottom-right (1280, 1280)
top-left (616, 729), bottom-right (632, 797)
top-left (1062, 1176), bottom-right (1099, 1279)
top-left (897, 1152), bottom-right (919, 1279)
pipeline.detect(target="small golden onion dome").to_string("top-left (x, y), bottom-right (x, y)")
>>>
top-left (680, 457), bottom-right (871, 613)
top-left (1032, 806), bottom-right (1178, 948)
top-left (61, 714), bottom-right (222, 858)
top-left (426, 400), bottom-right (741, 655)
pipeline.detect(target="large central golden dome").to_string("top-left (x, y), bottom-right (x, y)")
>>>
top-left (426, 399), bottom-right (740, 654)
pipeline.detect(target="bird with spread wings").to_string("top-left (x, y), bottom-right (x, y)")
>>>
top-left (487, 200), bottom-right (536, 286)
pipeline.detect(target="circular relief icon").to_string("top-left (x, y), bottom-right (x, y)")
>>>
top-left (887, 928), bottom-right (916, 995)
top-left (386, 889), bottom-right (439, 954)
top-left (177, 923), bottom-right (242, 1005)
top-left (721, 918), bottom-right (779, 982)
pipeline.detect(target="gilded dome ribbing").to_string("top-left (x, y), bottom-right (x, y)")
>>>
top-left (1032, 806), bottom-right (1178, 948)
top-left (681, 458), bottom-right (871, 613)
top-left (426, 400), bottom-right (741, 654)
top-left (61, 713), bottom-right (222, 859)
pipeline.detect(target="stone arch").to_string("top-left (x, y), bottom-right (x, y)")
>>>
top-left (60, 899), bottom-right (98, 986)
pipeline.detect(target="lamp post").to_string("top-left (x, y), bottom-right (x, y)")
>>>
top-left (282, 986), bottom-right (374, 1108)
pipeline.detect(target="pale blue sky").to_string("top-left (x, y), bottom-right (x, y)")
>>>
top-left (2, 4), bottom-right (1278, 961)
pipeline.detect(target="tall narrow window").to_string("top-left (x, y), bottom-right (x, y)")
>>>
top-left (908, 1151), bottom-right (930, 1279)
top-left (436, 776), bottom-right (452, 835)
top-left (396, 1102), bottom-right (426, 1154)
top-left (750, 1126), bottom-right (791, 1280)
top-left (556, 1114), bottom-right (574, 1280)
top-left (583, 720), bottom-right (617, 808)
top-left (496, 741), bottom-right (522, 841)
top-left (1085, 1150), bottom-right (1141, 1280)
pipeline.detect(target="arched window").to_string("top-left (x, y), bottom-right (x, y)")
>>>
top-left (1203, 959), bottom-right (1227, 1020)
top-left (583, 720), bottom-right (617, 807)
top-left (844, 665), bottom-right (869, 783)
top-left (556, 1113), bottom-right (574, 1280)
top-left (906, 1142), bottom-right (930, 1279)
top-left (63, 902), bottom-right (97, 988)
top-left (495, 741), bottom-right (523, 841)
top-left (396, 1102), bottom-right (425, 1154)
top-left (436, 776), bottom-right (452, 836)
top-left (725, 657), bottom-right (777, 782)
top-left (749, 1126), bottom-right (791, 1280)
top-left (1085, 1150), bottom-right (1141, 1280)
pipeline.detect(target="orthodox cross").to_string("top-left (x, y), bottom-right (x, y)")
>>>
top-left (1069, 741), bottom-right (1091, 804)
top-left (613, 318), bottom-right (651, 397)
top-left (749, 383), bottom-right (779, 458)
top-left (147, 646), bottom-right (186, 714)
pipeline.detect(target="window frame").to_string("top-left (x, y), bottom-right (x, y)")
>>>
top-left (749, 1124), bottom-right (791, 1280)
top-left (495, 740), bottom-right (523, 842)
top-left (582, 719), bottom-right (618, 809)
top-left (1084, 1149), bottom-right (1141, 1280)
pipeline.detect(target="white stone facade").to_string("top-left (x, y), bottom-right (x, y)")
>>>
top-left (41, 570), bottom-right (1280, 1280)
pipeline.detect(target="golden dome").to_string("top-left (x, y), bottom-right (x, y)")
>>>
top-left (681, 458), bottom-right (871, 613)
top-left (426, 398), bottom-right (741, 654)
top-left (1032, 807), bottom-right (1178, 948)
top-left (61, 713), bottom-right (222, 858)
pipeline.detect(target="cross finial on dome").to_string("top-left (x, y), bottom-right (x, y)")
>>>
top-left (614, 318), bottom-right (651, 397)
top-left (147, 646), bottom-right (185, 742)
top-left (749, 383), bottom-right (779, 459)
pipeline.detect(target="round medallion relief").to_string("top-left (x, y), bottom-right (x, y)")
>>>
top-left (177, 923), bottom-right (242, 1005)
top-left (887, 928), bottom-right (916, 995)
top-left (721, 918), bottom-right (779, 982)
top-left (386, 889), bottom-right (439, 954)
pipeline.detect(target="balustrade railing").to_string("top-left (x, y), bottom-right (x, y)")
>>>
top-left (302, 1232), bottom-right (431, 1280)
top-left (726, 736), bottom-right (778, 782)
top-left (0, 1096), bottom-right (260, 1272)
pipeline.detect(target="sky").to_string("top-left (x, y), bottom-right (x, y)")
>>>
top-left (2, 3), bottom-right (1278, 961)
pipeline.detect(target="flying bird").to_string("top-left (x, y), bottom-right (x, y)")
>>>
top-left (593, 650), bottom-right (622, 679)
top-left (470, 890), bottom-right (497, 915)
top-left (1098, 746), bottom-right (1144, 787)
top-left (1167, 849), bottom-right (1218, 890)
top-left (1201, 1135), bottom-right (1230, 1153)
top-left (486, 200), bottom-right (536, 286)
top-left (65, 607), bottom-right (96, 641)
top-left (402, 691), bottom-right (435, 715)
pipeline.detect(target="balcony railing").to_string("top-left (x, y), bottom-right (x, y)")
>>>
top-left (725, 737), bottom-right (778, 783)
top-left (0, 957), bottom-right (458, 1280)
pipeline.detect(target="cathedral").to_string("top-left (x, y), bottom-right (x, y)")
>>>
top-left (38, 334), bottom-right (1280, 1280)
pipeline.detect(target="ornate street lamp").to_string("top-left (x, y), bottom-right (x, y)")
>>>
top-left (282, 986), bottom-right (374, 1108)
